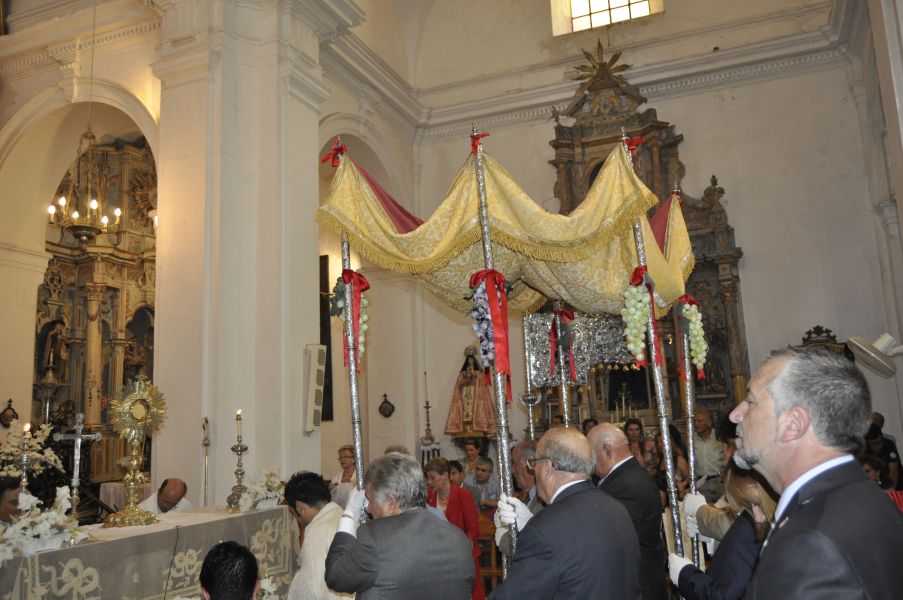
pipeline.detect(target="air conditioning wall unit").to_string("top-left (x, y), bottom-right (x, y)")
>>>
top-left (303, 344), bottom-right (327, 433)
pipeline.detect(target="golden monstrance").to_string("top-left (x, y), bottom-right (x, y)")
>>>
top-left (103, 374), bottom-right (166, 527)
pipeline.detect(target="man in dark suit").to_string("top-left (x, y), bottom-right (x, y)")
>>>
top-left (491, 427), bottom-right (640, 599)
top-left (732, 347), bottom-right (903, 599)
top-left (588, 423), bottom-right (667, 600)
top-left (325, 452), bottom-right (474, 599)
top-left (494, 439), bottom-right (544, 556)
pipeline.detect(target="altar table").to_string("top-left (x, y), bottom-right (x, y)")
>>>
top-left (0, 506), bottom-right (299, 600)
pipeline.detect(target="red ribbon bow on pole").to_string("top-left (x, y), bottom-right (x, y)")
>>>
top-left (470, 269), bottom-right (511, 401)
top-left (321, 138), bottom-right (347, 168)
top-left (471, 132), bottom-right (490, 156)
top-left (676, 294), bottom-right (705, 381)
top-left (341, 269), bottom-right (370, 371)
top-left (629, 266), bottom-right (664, 369)
top-left (625, 136), bottom-right (645, 156)
top-left (550, 308), bottom-right (577, 383)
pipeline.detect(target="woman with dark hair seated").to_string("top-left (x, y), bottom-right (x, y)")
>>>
top-left (425, 457), bottom-right (485, 600)
top-left (668, 462), bottom-right (778, 600)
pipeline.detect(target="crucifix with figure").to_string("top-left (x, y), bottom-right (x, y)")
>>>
top-left (53, 413), bottom-right (102, 514)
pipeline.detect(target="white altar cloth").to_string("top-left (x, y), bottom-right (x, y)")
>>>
top-left (1, 506), bottom-right (298, 600)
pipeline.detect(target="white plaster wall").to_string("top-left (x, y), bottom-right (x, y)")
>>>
top-left (658, 68), bottom-right (900, 435)
top-left (413, 0), bottom-right (830, 96)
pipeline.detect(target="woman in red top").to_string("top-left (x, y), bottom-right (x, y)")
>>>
top-left (425, 457), bottom-right (485, 600)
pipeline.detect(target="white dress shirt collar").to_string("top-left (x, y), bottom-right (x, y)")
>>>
top-left (550, 479), bottom-right (585, 503)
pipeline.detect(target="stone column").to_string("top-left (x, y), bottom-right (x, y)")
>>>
top-left (84, 283), bottom-right (105, 426)
top-left (150, 0), bottom-right (363, 504)
top-left (0, 245), bottom-right (49, 422)
top-left (110, 339), bottom-right (127, 392)
top-left (718, 272), bottom-right (748, 404)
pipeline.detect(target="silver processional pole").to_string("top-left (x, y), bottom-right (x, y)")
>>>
top-left (676, 295), bottom-right (701, 567)
top-left (552, 300), bottom-right (573, 428)
top-left (621, 129), bottom-right (685, 558)
top-left (520, 320), bottom-right (540, 441)
top-left (471, 125), bottom-right (517, 574)
top-left (341, 232), bottom-right (366, 493)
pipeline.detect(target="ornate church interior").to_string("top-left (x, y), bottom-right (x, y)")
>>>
top-left (1, 0), bottom-right (902, 597)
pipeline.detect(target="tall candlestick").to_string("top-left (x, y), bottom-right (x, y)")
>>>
top-left (235, 409), bottom-right (242, 438)
top-left (21, 423), bottom-right (31, 488)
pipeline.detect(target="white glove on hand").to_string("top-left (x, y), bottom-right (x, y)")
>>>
top-left (497, 493), bottom-right (532, 531)
top-left (685, 513), bottom-right (699, 537)
top-left (701, 534), bottom-right (716, 555)
top-left (337, 487), bottom-right (367, 537)
top-left (682, 492), bottom-right (708, 519)
top-left (668, 553), bottom-right (693, 586)
top-left (493, 503), bottom-right (510, 546)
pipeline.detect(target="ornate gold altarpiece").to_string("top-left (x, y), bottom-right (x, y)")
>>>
top-left (34, 140), bottom-right (157, 494)
top-left (0, 507), bottom-right (299, 600)
top-left (549, 43), bottom-right (749, 419)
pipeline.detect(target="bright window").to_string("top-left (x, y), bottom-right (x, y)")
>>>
top-left (572, 0), bottom-right (651, 31)
top-left (551, 0), bottom-right (661, 35)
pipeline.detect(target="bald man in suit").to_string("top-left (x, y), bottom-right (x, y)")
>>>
top-left (588, 423), bottom-right (667, 599)
top-left (491, 428), bottom-right (640, 599)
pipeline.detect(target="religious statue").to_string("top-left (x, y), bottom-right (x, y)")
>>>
top-left (445, 346), bottom-right (496, 436)
top-left (42, 321), bottom-right (68, 380)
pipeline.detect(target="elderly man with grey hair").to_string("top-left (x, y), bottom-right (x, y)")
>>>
top-left (491, 428), bottom-right (640, 599)
top-left (734, 348), bottom-right (903, 599)
top-left (325, 452), bottom-right (474, 599)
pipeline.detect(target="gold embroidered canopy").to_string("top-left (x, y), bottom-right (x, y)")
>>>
top-left (316, 143), bottom-right (693, 315)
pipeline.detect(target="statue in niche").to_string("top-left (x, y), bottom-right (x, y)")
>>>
top-left (445, 346), bottom-right (496, 436)
top-left (41, 321), bottom-right (68, 380)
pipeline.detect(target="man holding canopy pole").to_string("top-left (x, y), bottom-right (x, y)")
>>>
top-left (491, 427), bottom-right (640, 599)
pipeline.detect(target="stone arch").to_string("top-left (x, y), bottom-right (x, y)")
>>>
top-left (0, 81), bottom-right (158, 252)
top-left (318, 112), bottom-right (408, 206)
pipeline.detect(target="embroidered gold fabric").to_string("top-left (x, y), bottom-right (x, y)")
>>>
top-left (317, 144), bottom-right (693, 314)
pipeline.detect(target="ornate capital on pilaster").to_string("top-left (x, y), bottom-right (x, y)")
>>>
top-left (876, 197), bottom-right (899, 239)
top-left (85, 283), bottom-right (107, 304)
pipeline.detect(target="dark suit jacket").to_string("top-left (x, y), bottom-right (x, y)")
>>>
top-left (491, 480), bottom-right (640, 600)
top-left (745, 460), bottom-right (903, 599)
top-left (678, 510), bottom-right (759, 600)
top-left (600, 457), bottom-right (668, 600)
top-left (325, 507), bottom-right (474, 600)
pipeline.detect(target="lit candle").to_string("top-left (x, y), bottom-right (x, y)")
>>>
top-left (23, 422), bottom-right (31, 438)
top-left (235, 409), bottom-right (242, 438)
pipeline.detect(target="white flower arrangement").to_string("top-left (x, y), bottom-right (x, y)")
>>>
top-left (0, 486), bottom-right (86, 564)
top-left (258, 575), bottom-right (278, 599)
top-left (682, 303), bottom-right (709, 374)
top-left (330, 279), bottom-right (370, 358)
top-left (238, 469), bottom-right (285, 513)
top-left (621, 284), bottom-right (650, 366)
top-left (0, 419), bottom-right (63, 478)
top-left (172, 576), bottom-right (278, 600)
